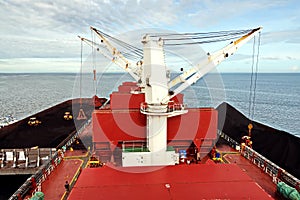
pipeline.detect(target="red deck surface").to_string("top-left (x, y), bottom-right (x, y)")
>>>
top-left (68, 164), bottom-right (273, 200)
top-left (224, 153), bottom-right (277, 198)
top-left (217, 144), bottom-right (277, 198)
top-left (41, 159), bottom-right (82, 200)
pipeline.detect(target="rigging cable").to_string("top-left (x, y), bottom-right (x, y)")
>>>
top-left (91, 29), bottom-right (97, 96)
top-left (148, 29), bottom-right (253, 46)
top-left (80, 38), bottom-right (83, 107)
top-left (94, 28), bottom-right (143, 58)
top-left (248, 35), bottom-right (256, 120)
top-left (248, 32), bottom-right (261, 123)
top-left (149, 29), bottom-right (252, 37)
top-left (251, 32), bottom-right (261, 120)
top-left (76, 38), bottom-right (87, 120)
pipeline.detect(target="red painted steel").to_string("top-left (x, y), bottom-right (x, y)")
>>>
top-left (92, 108), bottom-right (217, 149)
top-left (41, 159), bottom-right (82, 199)
top-left (60, 81), bottom-right (274, 199)
top-left (110, 92), bottom-right (145, 109)
top-left (110, 82), bottom-right (183, 110)
top-left (93, 81), bottom-right (217, 153)
top-left (68, 164), bottom-right (273, 199)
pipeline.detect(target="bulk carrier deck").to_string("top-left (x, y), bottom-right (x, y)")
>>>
top-left (2, 26), bottom-right (300, 200)
top-left (2, 98), bottom-right (299, 200)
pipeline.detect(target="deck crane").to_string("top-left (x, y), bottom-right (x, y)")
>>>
top-left (81, 27), bottom-right (262, 99)
top-left (82, 26), bottom-right (263, 166)
top-left (132, 27), bottom-right (263, 166)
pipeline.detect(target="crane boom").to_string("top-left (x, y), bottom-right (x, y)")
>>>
top-left (164, 27), bottom-right (262, 103)
top-left (90, 27), bottom-right (140, 81)
top-left (78, 36), bottom-right (115, 63)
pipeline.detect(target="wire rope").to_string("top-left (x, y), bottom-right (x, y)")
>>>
top-left (248, 36), bottom-right (256, 120)
top-left (79, 39), bottom-right (83, 107)
top-left (248, 32), bottom-right (261, 121)
top-left (251, 32), bottom-right (261, 120)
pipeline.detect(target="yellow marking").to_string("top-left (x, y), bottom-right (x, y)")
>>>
top-left (88, 161), bottom-right (100, 164)
top-left (63, 152), bottom-right (89, 159)
top-left (219, 151), bottom-right (240, 154)
top-left (234, 28), bottom-right (261, 45)
top-left (212, 157), bottom-right (224, 163)
top-left (60, 159), bottom-right (83, 200)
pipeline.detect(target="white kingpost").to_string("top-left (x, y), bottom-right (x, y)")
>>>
top-left (37, 148), bottom-right (40, 167)
top-left (142, 35), bottom-right (169, 153)
top-left (25, 149), bottom-right (29, 168)
top-left (12, 149), bottom-right (16, 168)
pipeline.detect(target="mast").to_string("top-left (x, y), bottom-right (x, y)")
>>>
top-left (122, 35), bottom-right (186, 166)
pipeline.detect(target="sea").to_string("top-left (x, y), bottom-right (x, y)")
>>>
top-left (0, 72), bottom-right (299, 137)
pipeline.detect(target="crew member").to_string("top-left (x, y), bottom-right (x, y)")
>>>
top-left (65, 181), bottom-right (70, 192)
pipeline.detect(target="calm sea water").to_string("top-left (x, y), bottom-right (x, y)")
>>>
top-left (0, 73), bottom-right (299, 137)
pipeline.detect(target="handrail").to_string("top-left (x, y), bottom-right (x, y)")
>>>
top-left (8, 151), bottom-right (61, 200)
top-left (8, 119), bottom-right (92, 200)
top-left (56, 118), bottom-right (92, 149)
top-left (218, 130), bottom-right (300, 192)
top-left (140, 102), bottom-right (186, 112)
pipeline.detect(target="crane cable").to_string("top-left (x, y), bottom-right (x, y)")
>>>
top-left (247, 32), bottom-right (261, 135)
top-left (76, 38), bottom-right (87, 120)
top-left (252, 32), bottom-right (261, 120)
top-left (80, 39), bottom-right (83, 107)
top-left (149, 29), bottom-right (254, 46)
top-left (91, 30), bottom-right (97, 95)
top-left (94, 28), bottom-right (143, 58)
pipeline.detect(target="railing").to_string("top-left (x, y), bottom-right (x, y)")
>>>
top-left (140, 102), bottom-right (186, 114)
top-left (0, 148), bottom-right (56, 169)
top-left (8, 119), bottom-right (92, 200)
top-left (8, 151), bottom-right (62, 200)
top-left (218, 130), bottom-right (300, 192)
top-left (56, 118), bottom-right (92, 149)
top-left (217, 130), bottom-right (240, 148)
top-left (241, 144), bottom-right (300, 191)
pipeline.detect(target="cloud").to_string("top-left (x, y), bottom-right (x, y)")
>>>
top-left (290, 65), bottom-right (300, 72)
top-left (0, 1), bottom-right (180, 35)
top-left (0, 0), bottom-right (299, 73)
top-left (263, 29), bottom-right (300, 44)
top-left (261, 56), bottom-right (281, 60)
top-left (261, 55), bottom-right (300, 61)
top-left (0, 35), bottom-right (80, 59)
top-left (0, 58), bottom-right (80, 73)
top-left (286, 56), bottom-right (295, 60)
top-left (0, 0), bottom-right (182, 62)
top-left (179, 0), bottom-right (286, 28)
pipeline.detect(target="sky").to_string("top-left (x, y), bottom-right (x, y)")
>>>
top-left (0, 0), bottom-right (300, 73)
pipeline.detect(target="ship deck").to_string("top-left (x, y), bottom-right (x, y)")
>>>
top-left (37, 149), bottom-right (89, 200)
top-left (22, 122), bottom-right (279, 200)
top-left (68, 163), bottom-right (273, 199)
top-left (41, 159), bottom-right (83, 199)
top-left (32, 140), bottom-right (279, 200)
top-left (35, 124), bottom-right (92, 200)
top-left (218, 144), bottom-right (277, 198)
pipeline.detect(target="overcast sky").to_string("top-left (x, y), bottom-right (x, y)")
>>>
top-left (0, 0), bottom-right (299, 73)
